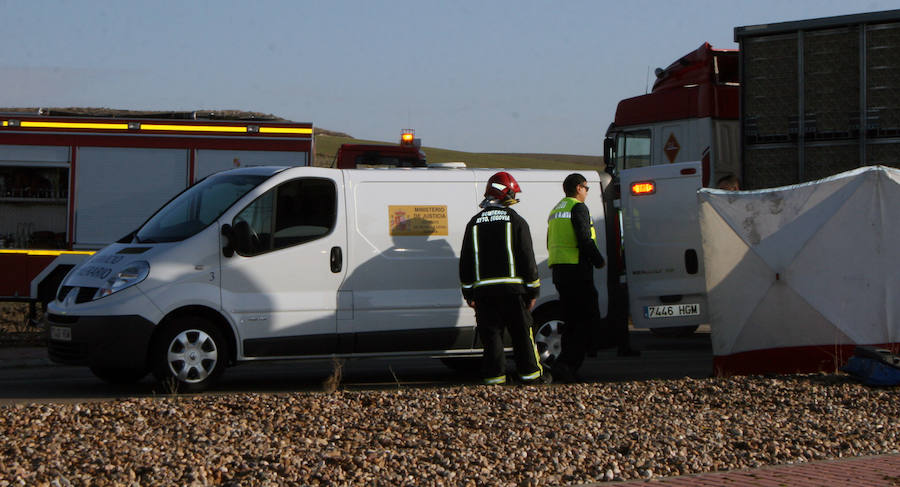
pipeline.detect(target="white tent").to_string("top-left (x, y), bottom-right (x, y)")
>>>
top-left (698, 166), bottom-right (900, 375)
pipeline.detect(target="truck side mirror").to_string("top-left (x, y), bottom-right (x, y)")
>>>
top-left (221, 224), bottom-right (234, 258)
top-left (603, 137), bottom-right (616, 176)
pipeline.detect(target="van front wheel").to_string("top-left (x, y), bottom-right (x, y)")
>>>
top-left (152, 316), bottom-right (228, 393)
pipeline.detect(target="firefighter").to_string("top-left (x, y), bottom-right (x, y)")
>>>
top-left (459, 171), bottom-right (548, 385)
top-left (547, 173), bottom-right (636, 383)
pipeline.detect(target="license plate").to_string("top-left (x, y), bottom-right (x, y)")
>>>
top-left (644, 303), bottom-right (700, 319)
top-left (50, 326), bottom-right (72, 342)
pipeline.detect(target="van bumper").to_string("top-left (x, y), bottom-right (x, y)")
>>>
top-left (46, 314), bottom-right (156, 371)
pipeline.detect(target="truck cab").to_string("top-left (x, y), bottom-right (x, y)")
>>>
top-left (604, 43), bottom-right (740, 335)
top-left (605, 43), bottom-right (740, 185)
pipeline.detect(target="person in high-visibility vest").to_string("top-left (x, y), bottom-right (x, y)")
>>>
top-left (546, 173), bottom-right (608, 383)
top-left (459, 171), bottom-right (548, 385)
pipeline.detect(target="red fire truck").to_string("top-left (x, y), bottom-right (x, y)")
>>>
top-left (0, 110), bottom-right (313, 319)
top-left (334, 129), bottom-right (426, 169)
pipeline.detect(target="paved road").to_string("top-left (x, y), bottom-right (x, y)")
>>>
top-left (0, 328), bottom-right (712, 404)
top-left (608, 453), bottom-right (900, 486)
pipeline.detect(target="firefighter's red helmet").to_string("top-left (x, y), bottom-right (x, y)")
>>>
top-left (484, 171), bottom-right (521, 204)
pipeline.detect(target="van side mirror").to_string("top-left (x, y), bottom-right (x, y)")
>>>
top-left (116, 229), bottom-right (137, 244)
top-left (221, 224), bottom-right (234, 258)
top-left (227, 220), bottom-right (262, 256)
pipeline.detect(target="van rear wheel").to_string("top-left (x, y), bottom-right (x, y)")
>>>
top-left (152, 316), bottom-right (228, 393)
top-left (532, 305), bottom-right (565, 366)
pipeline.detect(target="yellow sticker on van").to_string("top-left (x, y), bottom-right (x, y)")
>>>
top-left (389, 205), bottom-right (449, 236)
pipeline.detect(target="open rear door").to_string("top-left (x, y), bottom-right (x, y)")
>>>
top-left (619, 161), bottom-right (707, 330)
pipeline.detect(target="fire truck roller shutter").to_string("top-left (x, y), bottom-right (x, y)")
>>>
top-left (74, 148), bottom-right (187, 247)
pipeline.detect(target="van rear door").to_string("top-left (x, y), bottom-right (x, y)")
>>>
top-left (619, 161), bottom-right (708, 330)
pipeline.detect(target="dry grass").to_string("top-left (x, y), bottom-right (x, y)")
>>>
top-left (322, 357), bottom-right (344, 393)
top-left (0, 303), bottom-right (43, 346)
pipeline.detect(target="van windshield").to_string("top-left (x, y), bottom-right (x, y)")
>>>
top-left (135, 173), bottom-right (268, 243)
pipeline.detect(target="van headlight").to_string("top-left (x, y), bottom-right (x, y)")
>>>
top-left (95, 261), bottom-right (150, 299)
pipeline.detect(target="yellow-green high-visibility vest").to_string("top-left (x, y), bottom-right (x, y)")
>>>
top-left (547, 197), bottom-right (597, 266)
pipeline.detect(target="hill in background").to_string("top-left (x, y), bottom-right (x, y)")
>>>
top-left (314, 133), bottom-right (603, 170)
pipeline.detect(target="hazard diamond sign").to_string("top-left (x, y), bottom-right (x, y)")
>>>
top-left (664, 133), bottom-right (680, 163)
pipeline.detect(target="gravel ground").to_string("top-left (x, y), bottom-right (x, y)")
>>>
top-left (0, 374), bottom-right (898, 486)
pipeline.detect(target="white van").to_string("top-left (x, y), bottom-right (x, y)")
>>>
top-left (46, 166), bottom-right (610, 391)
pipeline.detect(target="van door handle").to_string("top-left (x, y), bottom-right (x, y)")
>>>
top-left (330, 246), bottom-right (343, 273)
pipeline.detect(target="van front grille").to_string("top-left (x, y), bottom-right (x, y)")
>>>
top-left (47, 313), bottom-right (78, 324)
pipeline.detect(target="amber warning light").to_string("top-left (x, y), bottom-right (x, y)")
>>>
top-left (400, 129), bottom-right (415, 145)
top-left (631, 181), bottom-right (656, 195)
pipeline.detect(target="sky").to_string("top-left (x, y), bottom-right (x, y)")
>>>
top-left (2, 0), bottom-right (900, 155)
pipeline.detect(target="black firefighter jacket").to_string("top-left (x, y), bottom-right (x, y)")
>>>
top-left (459, 205), bottom-right (540, 302)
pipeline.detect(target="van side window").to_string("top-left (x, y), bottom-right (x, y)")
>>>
top-left (615, 130), bottom-right (651, 173)
top-left (233, 178), bottom-right (337, 256)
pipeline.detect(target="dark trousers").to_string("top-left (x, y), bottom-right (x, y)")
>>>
top-left (474, 295), bottom-right (542, 383)
top-left (555, 280), bottom-right (600, 371)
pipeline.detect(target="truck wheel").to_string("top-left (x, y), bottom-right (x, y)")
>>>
top-left (152, 316), bottom-right (228, 393)
top-left (90, 366), bottom-right (147, 385)
top-left (649, 325), bottom-right (699, 338)
top-left (532, 305), bottom-right (564, 366)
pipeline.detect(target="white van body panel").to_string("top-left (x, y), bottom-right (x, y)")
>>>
top-left (138, 230), bottom-right (223, 320)
top-left (619, 161), bottom-right (708, 329)
top-left (336, 168), bottom-right (609, 346)
top-left (341, 169), bottom-right (477, 338)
